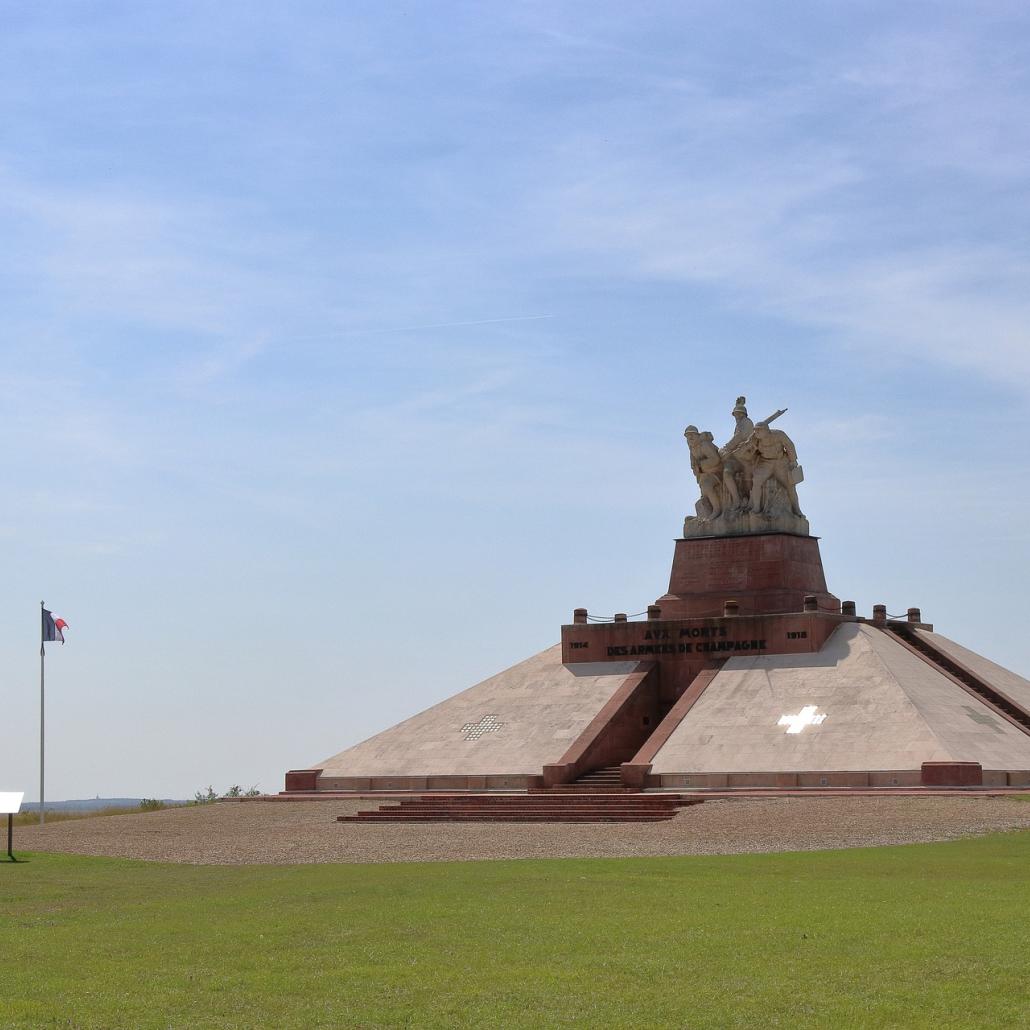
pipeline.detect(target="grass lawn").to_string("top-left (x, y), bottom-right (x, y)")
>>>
top-left (2, 833), bottom-right (1029, 1029)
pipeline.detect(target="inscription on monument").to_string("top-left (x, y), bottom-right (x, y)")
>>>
top-left (607, 638), bottom-right (767, 657)
top-left (562, 611), bottom-right (835, 667)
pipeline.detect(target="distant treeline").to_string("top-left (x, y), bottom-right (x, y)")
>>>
top-left (20, 798), bottom-right (186, 812)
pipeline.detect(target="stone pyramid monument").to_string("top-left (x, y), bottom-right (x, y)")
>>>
top-left (286, 397), bottom-right (1030, 793)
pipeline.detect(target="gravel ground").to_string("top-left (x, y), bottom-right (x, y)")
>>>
top-left (12, 795), bottom-right (1030, 865)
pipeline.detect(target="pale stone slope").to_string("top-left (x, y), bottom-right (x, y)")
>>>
top-left (917, 628), bottom-right (1030, 713)
top-left (650, 623), bottom-right (1030, 774)
top-left (318, 645), bottom-right (645, 777)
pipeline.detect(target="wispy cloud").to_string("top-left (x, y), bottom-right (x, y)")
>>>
top-left (510, 15), bottom-right (1030, 391)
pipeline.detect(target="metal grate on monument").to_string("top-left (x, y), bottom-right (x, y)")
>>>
top-left (461, 715), bottom-right (504, 741)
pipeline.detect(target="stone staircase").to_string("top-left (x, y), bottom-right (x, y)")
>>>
top-left (547, 765), bottom-right (631, 793)
top-left (340, 792), bottom-right (701, 823)
top-left (885, 624), bottom-right (1030, 735)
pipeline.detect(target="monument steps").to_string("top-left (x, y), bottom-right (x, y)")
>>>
top-left (364, 802), bottom-right (676, 812)
top-left (368, 799), bottom-right (675, 807)
top-left (351, 801), bottom-right (685, 812)
top-left (571, 765), bottom-right (622, 784)
top-left (341, 815), bottom-right (675, 823)
top-left (885, 625), bottom-right (1030, 735)
top-left (339, 817), bottom-right (681, 824)
top-left (543, 765), bottom-right (635, 792)
top-left (544, 786), bottom-right (640, 794)
top-left (340, 793), bottom-right (701, 822)
top-left (430, 793), bottom-right (658, 799)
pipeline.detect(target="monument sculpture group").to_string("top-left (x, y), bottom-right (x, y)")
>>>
top-left (287, 396), bottom-right (1030, 797)
top-left (683, 397), bottom-right (806, 537)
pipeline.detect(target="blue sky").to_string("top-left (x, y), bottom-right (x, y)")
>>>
top-left (2, 2), bottom-right (1030, 799)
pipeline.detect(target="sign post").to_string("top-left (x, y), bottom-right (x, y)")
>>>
top-left (0, 792), bottom-right (25, 861)
top-left (39, 601), bottom-right (46, 825)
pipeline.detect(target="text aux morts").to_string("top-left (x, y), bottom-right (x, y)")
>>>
top-left (604, 625), bottom-right (768, 657)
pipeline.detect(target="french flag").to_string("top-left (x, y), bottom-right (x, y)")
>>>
top-left (42, 609), bottom-right (68, 644)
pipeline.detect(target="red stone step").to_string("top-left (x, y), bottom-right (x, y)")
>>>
top-left (409, 794), bottom-right (681, 803)
top-left (352, 805), bottom-right (678, 811)
top-left (394, 794), bottom-right (690, 806)
top-left (340, 814), bottom-right (675, 823)
top-left (383, 805), bottom-right (687, 813)
top-left (359, 808), bottom-right (680, 817)
top-left (546, 786), bottom-right (638, 793)
top-left (357, 803), bottom-right (681, 812)
top-left (339, 793), bottom-right (702, 823)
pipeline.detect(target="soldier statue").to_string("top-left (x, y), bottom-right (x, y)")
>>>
top-left (746, 422), bottom-right (805, 518)
top-left (683, 425), bottom-right (723, 521)
top-left (718, 396), bottom-right (754, 511)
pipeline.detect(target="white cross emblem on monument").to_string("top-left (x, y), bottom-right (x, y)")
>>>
top-left (461, 715), bottom-right (504, 741)
top-left (777, 705), bottom-right (827, 734)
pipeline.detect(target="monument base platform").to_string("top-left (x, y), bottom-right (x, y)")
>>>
top-left (290, 613), bottom-right (1030, 796)
top-left (286, 511), bottom-right (1030, 797)
top-left (656, 532), bottom-right (838, 619)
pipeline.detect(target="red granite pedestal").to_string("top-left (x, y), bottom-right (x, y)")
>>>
top-left (655, 533), bottom-right (839, 619)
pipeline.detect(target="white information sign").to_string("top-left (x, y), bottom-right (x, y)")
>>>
top-left (0, 792), bottom-right (25, 815)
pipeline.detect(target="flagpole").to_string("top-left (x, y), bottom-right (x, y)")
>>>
top-left (40, 601), bottom-right (45, 826)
